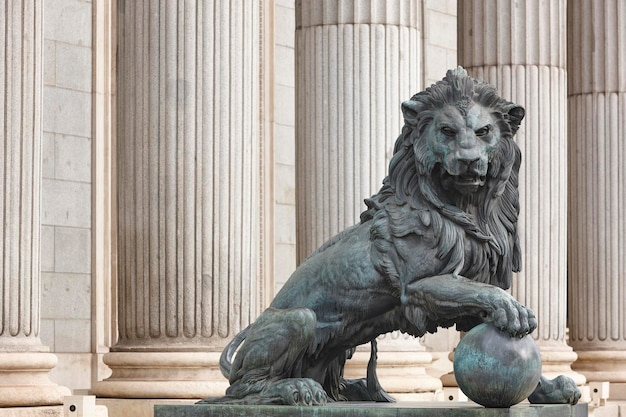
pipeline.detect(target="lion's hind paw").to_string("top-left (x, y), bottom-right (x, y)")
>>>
top-left (528, 375), bottom-right (581, 405)
top-left (259, 378), bottom-right (328, 406)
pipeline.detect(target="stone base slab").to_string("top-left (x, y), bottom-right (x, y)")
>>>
top-left (154, 402), bottom-right (588, 417)
top-left (0, 352), bottom-right (71, 406)
top-left (0, 406), bottom-right (62, 417)
top-left (98, 399), bottom-right (198, 417)
top-left (92, 352), bottom-right (228, 398)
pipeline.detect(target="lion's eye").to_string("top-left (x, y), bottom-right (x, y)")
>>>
top-left (475, 126), bottom-right (491, 137)
top-left (440, 126), bottom-right (456, 137)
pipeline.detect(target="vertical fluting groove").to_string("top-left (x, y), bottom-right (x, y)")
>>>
top-left (115, 0), bottom-right (261, 347)
top-left (295, 0), bottom-right (420, 260)
top-left (568, 0), bottom-right (626, 347)
top-left (1, 0), bottom-right (41, 340)
top-left (0, 0), bottom-right (6, 337)
top-left (182, 0), bottom-right (196, 338)
top-left (148, 1), bottom-right (160, 339)
top-left (218, 0), bottom-right (231, 339)
top-left (460, 0), bottom-right (568, 345)
top-left (459, 0), bottom-right (565, 68)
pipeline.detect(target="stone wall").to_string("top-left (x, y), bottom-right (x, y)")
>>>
top-left (273, 0), bottom-right (298, 293)
top-left (41, 0), bottom-right (94, 391)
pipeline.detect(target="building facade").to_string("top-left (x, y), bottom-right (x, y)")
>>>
top-left (1, 0), bottom-right (624, 415)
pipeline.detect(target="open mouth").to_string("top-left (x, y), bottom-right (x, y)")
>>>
top-left (453, 174), bottom-right (486, 187)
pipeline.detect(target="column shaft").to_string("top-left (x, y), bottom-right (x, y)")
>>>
top-left (295, 0), bottom-right (441, 399)
top-left (296, 0), bottom-right (421, 260)
top-left (458, 0), bottom-right (583, 383)
top-left (0, 0), bottom-right (70, 406)
top-left (568, 0), bottom-right (626, 394)
top-left (95, 1), bottom-right (266, 398)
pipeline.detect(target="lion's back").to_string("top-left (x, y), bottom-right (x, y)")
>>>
top-left (270, 223), bottom-right (386, 315)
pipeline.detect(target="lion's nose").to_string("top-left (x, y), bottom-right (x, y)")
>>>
top-left (458, 157), bottom-right (483, 174)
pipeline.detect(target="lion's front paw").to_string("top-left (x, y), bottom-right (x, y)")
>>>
top-left (529, 375), bottom-right (581, 405)
top-left (480, 288), bottom-right (537, 337)
top-left (259, 378), bottom-right (328, 406)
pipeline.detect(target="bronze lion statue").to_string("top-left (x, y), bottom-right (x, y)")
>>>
top-left (201, 68), bottom-right (580, 406)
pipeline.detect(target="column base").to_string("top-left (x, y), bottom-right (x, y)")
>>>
top-left (538, 344), bottom-right (586, 385)
top-left (344, 349), bottom-right (442, 400)
top-left (92, 352), bottom-right (229, 399)
top-left (573, 350), bottom-right (626, 398)
top-left (0, 352), bottom-right (71, 406)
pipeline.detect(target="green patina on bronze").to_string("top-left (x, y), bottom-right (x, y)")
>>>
top-left (454, 323), bottom-right (542, 408)
top-left (199, 68), bottom-right (580, 407)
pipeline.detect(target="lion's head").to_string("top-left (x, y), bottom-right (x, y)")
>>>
top-left (362, 67), bottom-right (525, 290)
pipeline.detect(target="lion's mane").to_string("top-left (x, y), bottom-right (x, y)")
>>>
top-left (361, 67), bottom-right (524, 297)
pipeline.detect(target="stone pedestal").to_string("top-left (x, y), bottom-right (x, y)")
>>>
top-left (457, 0), bottom-right (584, 386)
top-left (295, 0), bottom-right (440, 397)
top-left (94, 1), bottom-right (267, 398)
top-left (0, 0), bottom-right (70, 406)
top-left (154, 402), bottom-right (589, 417)
top-left (567, 0), bottom-right (626, 397)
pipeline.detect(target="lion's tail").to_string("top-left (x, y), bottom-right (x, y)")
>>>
top-left (219, 326), bottom-right (250, 380)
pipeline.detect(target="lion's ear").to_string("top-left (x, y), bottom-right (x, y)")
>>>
top-left (401, 100), bottom-right (420, 128)
top-left (505, 104), bottom-right (525, 135)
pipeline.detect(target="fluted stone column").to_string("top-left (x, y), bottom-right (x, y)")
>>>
top-left (458, 0), bottom-right (584, 385)
top-left (568, 0), bottom-right (626, 397)
top-left (0, 0), bottom-right (71, 406)
top-left (94, 1), bottom-right (266, 398)
top-left (295, 0), bottom-right (441, 399)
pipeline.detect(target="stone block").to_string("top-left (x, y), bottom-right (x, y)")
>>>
top-left (55, 43), bottom-right (92, 92)
top-left (274, 203), bottom-right (296, 244)
top-left (52, 354), bottom-right (93, 393)
top-left (154, 402), bottom-right (588, 417)
top-left (426, 10), bottom-right (456, 50)
top-left (44, 40), bottom-right (56, 85)
top-left (41, 273), bottom-right (91, 320)
top-left (274, 164), bottom-right (295, 204)
top-left (43, 86), bottom-right (91, 138)
top-left (0, 406), bottom-right (63, 417)
top-left (275, 45), bottom-right (295, 87)
top-left (41, 225), bottom-right (55, 272)
top-left (55, 135), bottom-right (92, 183)
top-left (54, 319), bottom-right (92, 352)
top-left (42, 132), bottom-right (56, 179)
top-left (274, 85), bottom-right (295, 126)
top-left (54, 227), bottom-right (91, 273)
top-left (274, 124), bottom-right (295, 165)
top-left (42, 179), bottom-right (91, 228)
top-left (98, 399), bottom-right (196, 417)
top-left (275, 5), bottom-right (295, 48)
top-left (275, 0), bottom-right (295, 11)
top-left (40, 319), bottom-right (56, 350)
top-left (274, 242), bottom-right (297, 292)
top-left (44, 0), bottom-right (92, 46)
top-left (426, 0), bottom-right (457, 16)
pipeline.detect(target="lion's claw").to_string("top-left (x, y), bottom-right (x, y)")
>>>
top-left (482, 288), bottom-right (536, 337)
top-left (260, 378), bottom-right (327, 406)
